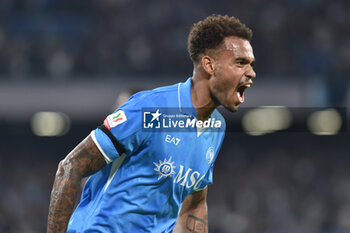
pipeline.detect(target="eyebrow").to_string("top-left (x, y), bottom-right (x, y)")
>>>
top-left (236, 57), bottom-right (255, 66)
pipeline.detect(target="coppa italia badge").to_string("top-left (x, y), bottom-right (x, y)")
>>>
top-left (104, 110), bottom-right (127, 130)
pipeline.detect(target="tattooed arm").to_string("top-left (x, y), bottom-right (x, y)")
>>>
top-left (47, 135), bottom-right (107, 233)
top-left (174, 188), bottom-right (209, 233)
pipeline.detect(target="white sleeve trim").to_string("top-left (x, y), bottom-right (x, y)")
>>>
top-left (90, 130), bottom-right (112, 164)
top-left (194, 185), bottom-right (208, 191)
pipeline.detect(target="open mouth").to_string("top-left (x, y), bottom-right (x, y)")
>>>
top-left (236, 84), bottom-right (251, 104)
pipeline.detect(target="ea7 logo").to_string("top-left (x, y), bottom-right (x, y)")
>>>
top-left (165, 134), bottom-right (181, 146)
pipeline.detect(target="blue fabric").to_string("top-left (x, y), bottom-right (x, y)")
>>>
top-left (67, 78), bottom-right (226, 233)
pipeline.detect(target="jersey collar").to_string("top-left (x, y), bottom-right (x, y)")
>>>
top-left (177, 77), bottom-right (197, 118)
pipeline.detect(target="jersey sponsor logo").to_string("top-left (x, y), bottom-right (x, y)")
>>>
top-left (206, 147), bottom-right (215, 164)
top-left (104, 110), bottom-right (127, 130)
top-left (153, 157), bottom-right (176, 180)
top-left (153, 157), bottom-right (206, 191)
top-left (173, 165), bottom-right (206, 191)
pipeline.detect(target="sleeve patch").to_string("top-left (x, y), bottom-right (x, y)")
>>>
top-left (104, 110), bottom-right (127, 130)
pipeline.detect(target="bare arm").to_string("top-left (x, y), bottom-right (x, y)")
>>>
top-left (47, 135), bottom-right (107, 233)
top-left (174, 188), bottom-right (209, 233)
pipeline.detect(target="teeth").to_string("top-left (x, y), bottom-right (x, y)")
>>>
top-left (237, 92), bottom-right (241, 97)
top-left (245, 84), bottom-right (251, 87)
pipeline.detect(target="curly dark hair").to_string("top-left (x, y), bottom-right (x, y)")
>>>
top-left (188, 14), bottom-right (253, 62)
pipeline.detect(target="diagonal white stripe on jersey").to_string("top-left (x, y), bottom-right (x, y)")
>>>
top-left (104, 153), bottom-right (127, 192)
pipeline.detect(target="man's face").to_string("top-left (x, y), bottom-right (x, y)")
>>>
top-left (209, 36), bottom-right (256, 112)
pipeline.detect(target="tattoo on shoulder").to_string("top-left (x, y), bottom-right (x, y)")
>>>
top-left (60, 136), bottom-right (106, 178)
top-left (85, 136), bottom-right (102, 157)
top-left (186, 214), bottom-right (207, 233)
top-left (81, 136), bottom-right (107, 175)
top-left (47, 136), bottom-right (106, 232)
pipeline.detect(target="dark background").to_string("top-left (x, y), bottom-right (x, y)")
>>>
top-left (0, 0), bottom-right (349, 232)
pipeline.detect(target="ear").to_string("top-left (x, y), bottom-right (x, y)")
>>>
top-left (201, 55), bottom-right (216, 75)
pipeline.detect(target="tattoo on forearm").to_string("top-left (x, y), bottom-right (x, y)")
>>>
top-left (47, 136), bottom-right (106, 233)
top-left (185, 214), bottom-right (207, 233)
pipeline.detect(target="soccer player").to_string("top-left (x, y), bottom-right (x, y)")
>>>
top-left (47, 14), bottom-right (256, 233)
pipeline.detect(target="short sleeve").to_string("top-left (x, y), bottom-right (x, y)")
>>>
top-left (191, 163), bottom-right (214, 192)
top-left (92, 99), bottom-right (148, 163)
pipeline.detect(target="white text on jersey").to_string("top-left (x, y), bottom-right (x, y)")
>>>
top-left (165, 134), bottom-right (181, 146)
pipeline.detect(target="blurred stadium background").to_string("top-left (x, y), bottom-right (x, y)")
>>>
top-left (0, 0), bottom-right (349, 232)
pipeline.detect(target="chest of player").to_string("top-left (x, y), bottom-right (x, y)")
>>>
top-left (147, 131), bottom-right (216, 192)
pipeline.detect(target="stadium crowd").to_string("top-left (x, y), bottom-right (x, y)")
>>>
top-left (0, 0), bottom-right (348, 107)
top-left (0, 0), bottom-right (348, 79)
top-left (209, 134), bottom-right (350, 233)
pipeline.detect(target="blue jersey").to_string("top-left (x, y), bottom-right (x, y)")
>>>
top-left (67, 78), bottom-right (226, 233)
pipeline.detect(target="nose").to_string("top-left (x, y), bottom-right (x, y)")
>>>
top-left (245, 64), bottom-right (256, 79)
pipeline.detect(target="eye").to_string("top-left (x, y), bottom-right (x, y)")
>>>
top-left (235, 58), bottom-right (248, 67)
top-left (235, 61), bottom-right (245, 67)
top-left (235, 58), bottom-right (255, 68)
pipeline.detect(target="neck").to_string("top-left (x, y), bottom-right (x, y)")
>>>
top-left (191, 70), bottom-right (217, 121)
